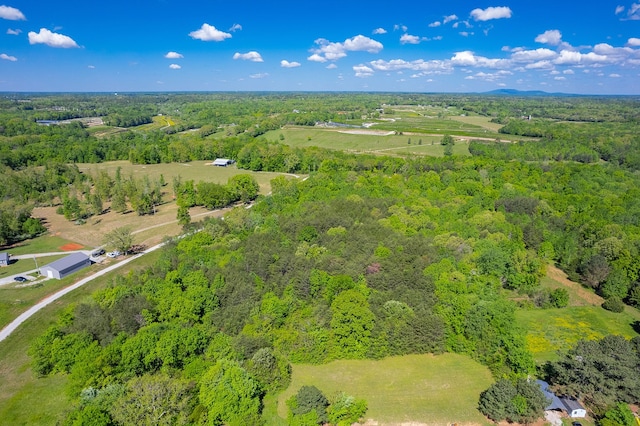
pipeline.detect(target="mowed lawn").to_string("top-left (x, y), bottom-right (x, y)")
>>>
top-left (276, 353), bottom-right (493, 426)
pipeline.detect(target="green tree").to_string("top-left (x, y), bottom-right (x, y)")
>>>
top-left (600, 403), bottom-right (635, 426)
top-left (227, 174), bottom-right (260, 203)
top-left (103, 226), bottom-right (134, 254)
top-left (288, 385), bottom-right (329, 425)
top-left (330, 289), bottom-right (375, 359)
top-left (110, 373), bottom-right (194, 426)
top-left (177, 205), bottom-right (191, 229)
top-left (199, 359), bottom-right (263, 426)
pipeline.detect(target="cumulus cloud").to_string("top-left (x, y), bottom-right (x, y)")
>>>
top-left (326, 63), bottom-right (338, 69)
top-left (428, 21), bottom-right (442, 28)
top-left (535, 29), bottom-right (562, 45)
top-left (620, 3), bottom-right (640, 19)
top-left (394, 24), bottom-right (408, 32)
top-left (616, 5), bottom-right (625, 14)
top-left (444, 14), bottom-right (458, 23)
top-left (628, 37), bottom-right (640, 46)
top-left (281, 60), bottom-right (301, 68)
top-left (373, 27), bottom-right (387, 34)
top-left (353, 64), bottom-right (374, 77)
top-left (28, 28), bottom-right (79, 48)
top-left (309, 35), bottom-right (383, 62)
top-left (229, 23), bottom-right (242, 32)
top-left (233, 51), bottom-right (263, 62)
top-left (470, 6), bottom-right (512, 21)
top-left (554, 49), bottom-right (608, 65)
top-left (189, 24), bottom-right (231, 41)
top-left (0, 53), bottom-right (17, 61)
top-left (6, 28), bottom-right (20, 35)
top-left (165, 51), bottom-right (183, 59)
top-left (610, 73), bottom-right (621, 77)
top-left (169, 64), bottom-right (181, 69)
top-left (0, 5), bottom-right (25, 20)
top-left (400, 34), bottom-right (423, 44)
top-left (510, 48), bottom-right (556, 62)
top-left (250, 73), bottom-right (268, 79)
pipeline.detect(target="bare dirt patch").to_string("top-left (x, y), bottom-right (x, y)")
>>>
top-left (59, 243), bottom-right (84, 251)
top-left (547, 265), bottom-right (603, 306)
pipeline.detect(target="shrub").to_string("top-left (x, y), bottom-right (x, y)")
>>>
top-left (602, 297), bottom-right (625, 313)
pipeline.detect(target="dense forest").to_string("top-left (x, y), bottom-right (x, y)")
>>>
top-left (2, 92), bottom-right (640, 425)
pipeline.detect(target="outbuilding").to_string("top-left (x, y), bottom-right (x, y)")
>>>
top-left (537, 380), bottom-right (586, 418)
top-left (211, 158), bottom-right (235, 166)
top-left (0, 252), bottom-right (9, 267)
top-left (40, 252), bottom-right (91, 279)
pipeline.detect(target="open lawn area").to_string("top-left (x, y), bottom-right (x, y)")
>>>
top-left (274, 353), bottom-right (493, 426)
top-left (516, 265), bottom-right (640, 363)
top-left (265, 127), bottom-right (472, 157)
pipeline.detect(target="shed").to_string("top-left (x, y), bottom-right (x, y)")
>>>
top-left (560, 397), bottom-right (586, 418)
top-left (537, 380), bottom-right (586, 418)
top-left (0, 252), bottom-right (9, 267)
top-left (212, 158), bottom-right (235, 166)
top-left (40, 252), bottom-right (91, 279)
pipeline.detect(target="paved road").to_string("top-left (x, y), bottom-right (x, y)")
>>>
top-left (0, 242), bottom-right (163, 343)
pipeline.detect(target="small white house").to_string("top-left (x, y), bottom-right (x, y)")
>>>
top-left (40, 252), bottom-right (91, 279)
top-left (562, 398), bottom-right (587, 418)
top-left (212, 158), bottom-right (235, 167)
top-left (0, 252), bottom-right (9, 267)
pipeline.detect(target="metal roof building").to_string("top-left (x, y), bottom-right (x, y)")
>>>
top-left (40, 252), bottom-right (91, 280)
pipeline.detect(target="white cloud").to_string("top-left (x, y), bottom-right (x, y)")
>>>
top-left (628, 37), bottom-right (640, 46)
top-left (459, 31), bottom-right (471, 37)
top-left (0, 53), bottom-right (17, 61)
top-left (353, 64), bottom-right (374, 77)
top-left (326, 63), bottom-right (338, 69)
top-left (450, 50), bottom-right (508, 68)
top-left (535, 29), bottom-right (562, 45)
top-left (610, 73), bottom-right (622, 77)
top-left (250, 73), bottom-right (268, 79)
top-left (616, 5), bottom-right (625, 14)
top-left (553, 49), bottom-right (608, 65)
top-left (0, 5), bottom-right (25, 20)
top-left (88, 65), bottom-right (95, 69)
top-left (309, 35), bottom-right (383, 62)
top-left (307, 53), bottom-right (327, 63)
top-left (369, 58), bottom-right (451, 74)
top-left (563, 69), bottom-right (575, 74)
top-left (394, 24), bottom-right (408, 32)
top-left (229, 23), bottom-right (242, 32)
top-left (626, 3), bottom-right (640, 19)
top-left (373, 28), bottom-right (387, 34)
top-left (470, 6), bottom-right (512, 21)
top-left (444, 14), bottom-right (458, 23)
top-left (526, 60), bottom-right (554, 69)
top-left (510, 48), bottom-right (557, 62)
top-left (169, 64), bottom-right (181, 69)
top-left (400, 34), bottom-right (422, 44)
top-left (281, 60), bottom-right (301, 68)
top-left (189, 24), bottom-right (231, 41)
top-left (165, 51), bottom-right (183, 59)
top-left (554, 76), bottom-right (566, 81)
top-left (6, 28), bottom-right (20, 35)
top-left (233, 51), bottom-right (264, 62)
top-left (28, 28), bottom-right (79, 48)
top-left (428, 21), bottom-right (441, 28)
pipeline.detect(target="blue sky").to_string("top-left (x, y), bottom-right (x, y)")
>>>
top-left (1, 1), bottom-right (639, 94)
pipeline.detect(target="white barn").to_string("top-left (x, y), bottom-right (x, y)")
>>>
top-left (212, 158), bottom-right (235, 167)
top-left (40, 252), bottom-right (91, 279)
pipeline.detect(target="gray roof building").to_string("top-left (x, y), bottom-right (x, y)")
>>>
top-left (40, 252), bottom-right (91, 279)
top-left (0, 252), bottom-right (8, 267)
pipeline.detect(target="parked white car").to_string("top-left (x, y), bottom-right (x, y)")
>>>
top-left (106, 250), bottom-right (121, 258)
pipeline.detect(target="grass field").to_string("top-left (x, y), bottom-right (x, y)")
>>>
top-left (516, 266), bottom-right (640, 363)
top-left (265, 127), bottom-right (472, 157)
top-left (274, 353), bottom-right (493, 426)
top-left (0, 250), bottom-right (162, 425)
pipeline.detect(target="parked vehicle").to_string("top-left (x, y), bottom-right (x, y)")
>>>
top-left (106, 251), bottom-right (121, 258)
top-left (14, 276), bottom-right (27, 282)
top-left (91, 249), bottom-right (105, 257)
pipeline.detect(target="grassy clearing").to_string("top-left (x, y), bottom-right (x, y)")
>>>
top-left (265, 127), bottom-right (472, 157)
top-left (0, 251), bottom-right (161, 425)
top-left (516, 306), bottom-right (639, 363)
top-left (0, 254), bottom-right (67, 278)
top-left (450, 115), bottom-right (504, 132)
top-left (274, 353), bottom-right (493, 426)
top-left (517, 266), bottom-right (640, 363)
top-left (0, 235), bottom-right (84, 256)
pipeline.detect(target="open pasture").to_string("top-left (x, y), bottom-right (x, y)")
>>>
top-left (276, 353), bottom-right (493, 425)
top-left (266, 127), bottom-right (472, 157)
